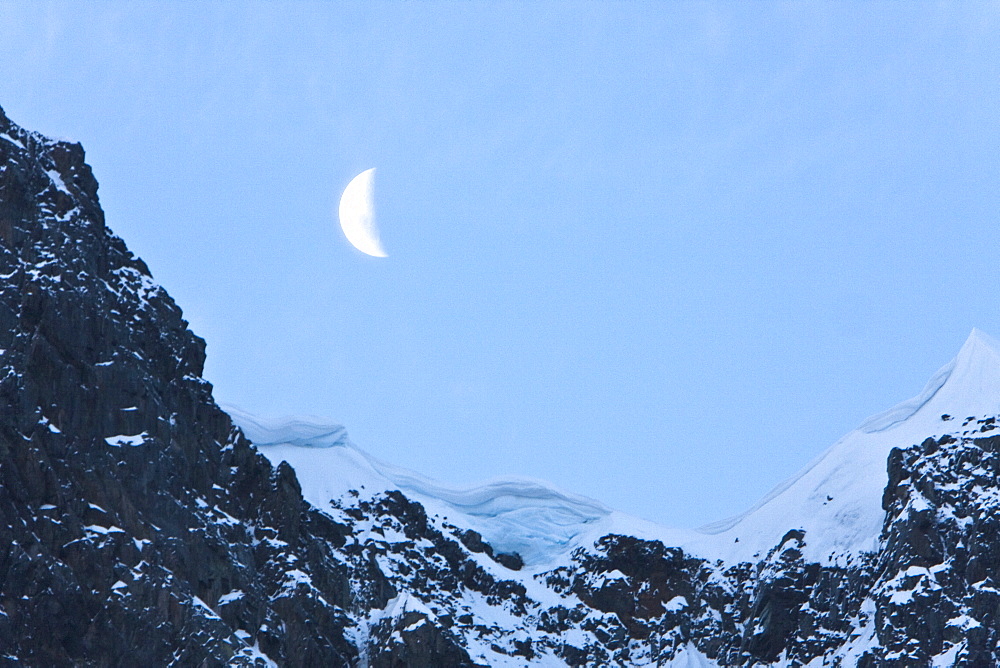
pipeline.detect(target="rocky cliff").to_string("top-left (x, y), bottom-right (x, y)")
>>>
top-left (0, 106), bottom-right (359, 666)
top-left (2, 106), bottom-right (998, 667)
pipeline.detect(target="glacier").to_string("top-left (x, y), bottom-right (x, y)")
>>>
top-left (229, 328), bottom-right (1000, 570)
top-left (225, 404), bottom-right (656, 568)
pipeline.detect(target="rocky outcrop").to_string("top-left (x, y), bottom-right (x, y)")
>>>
top-left (870, 426), bottom-right (1000, 665)
top-left (0, 106), bottom-right (361, 665)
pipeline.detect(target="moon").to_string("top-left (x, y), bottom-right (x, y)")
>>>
top-left (338, 168), bottom-right (387, 258)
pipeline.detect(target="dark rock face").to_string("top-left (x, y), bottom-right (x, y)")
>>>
top-left (4, 105), bottom-right (1000, 666)
top-left (0, 106), bottom-right (358, 666)
top-left (870, 429), bottom-right (1000, 665)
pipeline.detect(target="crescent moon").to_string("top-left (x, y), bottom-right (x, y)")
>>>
top-left (338, 168), bottom-right (387, 258)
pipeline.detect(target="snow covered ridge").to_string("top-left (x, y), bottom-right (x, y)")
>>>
top-left (224, 406), bottom-right (350, 448)
top-left (688, 327), bottom-right (1000, 565)
top-left (229, 328), bottom-right (1000, 569)
top-left (223, 327), bottom-right (1000, 665)
top-left (224, 404), bottom-right (621, 568)
top-left (227, 328), bottom-right (1000, 665)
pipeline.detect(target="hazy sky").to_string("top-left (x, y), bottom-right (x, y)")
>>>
top-left (2, 2), bottom-right (999, 528)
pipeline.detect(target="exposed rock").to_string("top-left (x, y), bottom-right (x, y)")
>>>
top-left (0, 105), bottom-right (359, 666)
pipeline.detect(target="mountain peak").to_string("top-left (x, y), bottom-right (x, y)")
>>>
top-left (855, 328), bottom-right (1000, 436)
top-left (954, 327), bottom-right (1000, 378)
top-left (691, 328), bottom-right (1000, 564)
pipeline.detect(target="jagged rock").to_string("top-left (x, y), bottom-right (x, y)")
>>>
top-left (0, 105), bottom-right (360, 666)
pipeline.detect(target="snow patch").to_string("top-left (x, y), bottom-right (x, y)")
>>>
top-left (191, 596), bottom-right (221, 620)
top-left (104, 432), bottom-right (148, 447)
top-left (45, 169), bottom-right (70, 194)
top-left (665, 595), bottom-right (689, 612)
top-left (84, 525), bottom-right (124, 535)
top-left (219, 589), bottom-right (245, 605)
top-left (662, 643), bottom-right (720, 667)
top-left (0, 133), bottom-right (24, 149)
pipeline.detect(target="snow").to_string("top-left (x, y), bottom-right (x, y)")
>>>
top-left (932, 643), bottom-right (964, 667)
top-left (665, 595), bottom-right (689, 612)
top-left (243, 643), bottom-right (278, 667)
top-left (45, 169), bottom-right (70, 195)
top-left (84, 524), bottom-right (124, 535)
top-left (662, 643), bottom-right (720, 667)
top-left (380, 591), bottom-right (434, 620)
top-left (191, 596), bottom-right (221, 620)
top-left (39, 415), bottom-right (62, 433)
top-left (104, 432), bottom-right (148, 447)
top-left (226, 404), bottom-right (643, 568)
top-left (689, 328), bottom-right (1000, 564)
top-left (218, 589), bottom-right (245, 605)
top-left (0, 133), bottom-right (24, 149)
top-left (946, 614), bottom-right (981, 630)
top-left (281, 569), bottom-right (313, 589)
top-left (231, 329), bottom-right (1000, 570)
top-left (821, 596), bottom-right (879, 666)
top-left (227, 407), bottom-right (350, 448)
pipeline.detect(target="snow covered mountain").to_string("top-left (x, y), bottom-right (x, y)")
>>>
top-left (226, 404), bottom-right (678, 569)
top-left (233, 326), bottom-right (1000, 568)
top-left (690, 328), bottom-right (1000, 564)
top-left (226, 328), bottom-right (1000, 665)
top-left (4, 104), bottom-right (1000, 666)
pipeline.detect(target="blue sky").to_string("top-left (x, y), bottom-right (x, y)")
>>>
top-left (2, 2), bottom-right (999, 527)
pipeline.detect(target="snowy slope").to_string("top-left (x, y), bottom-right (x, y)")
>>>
top-left (689, 328), bottom-right (1000, 564)
top-left (228, 329), bottom-right (1000, 569)
top-left (223, 405), bottom-right (674, 568)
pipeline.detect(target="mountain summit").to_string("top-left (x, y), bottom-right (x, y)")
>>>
top-left (690, 328), bottom-right (1000, 565)
top-left (4, 106), bottom-right (1000, 665)
top-left (235, 328), bottom-right (1000, 665)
